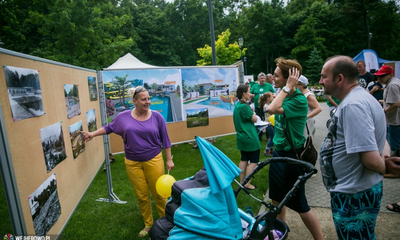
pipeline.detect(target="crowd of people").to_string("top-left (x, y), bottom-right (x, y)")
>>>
top-left (235, 56), bottom-right (400, 239)
top-left (81, 55), bottom-right (399, 239)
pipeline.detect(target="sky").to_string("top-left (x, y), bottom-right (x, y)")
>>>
top-left (102, 69), bottom-right (180, 85)
top-left (69, 120), bottom-right (83, 132)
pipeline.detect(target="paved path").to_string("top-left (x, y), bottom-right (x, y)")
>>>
top-left (260, 102), bottom-right (400, 239)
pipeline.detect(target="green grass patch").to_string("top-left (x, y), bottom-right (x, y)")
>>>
top-left (0, 175), bottom-right (13, 234)
top-left (1, 135), bottom-right (271, 239)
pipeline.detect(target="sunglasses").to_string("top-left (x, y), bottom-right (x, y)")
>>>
top-left (133, 87), bottom-right (144, 98)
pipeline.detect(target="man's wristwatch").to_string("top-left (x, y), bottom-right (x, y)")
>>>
top-left (282, 86), bottom-right (291, 94)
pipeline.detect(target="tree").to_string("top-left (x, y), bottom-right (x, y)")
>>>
top-left (130, 2), bottom-right (182, 66)
top-left (14, 0), bottom-right (134, 69)
top-left (291, 15), bottom-right (326, 67)
top-left (111, 74), bottom-right (131, 106)
top-left (237, 1), bottom-right (291, 75)
top-left (164, 0), bottom-right (213, 66)
top-left (304, 47), bottom-right (324, 86)
top-left (196, 29), bottom-right (245, 66)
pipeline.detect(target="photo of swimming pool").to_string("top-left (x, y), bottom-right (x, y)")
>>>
top-left (197, 97), bottom-right (236, 112)
top-left (150, 95), bottom-right (173, 122)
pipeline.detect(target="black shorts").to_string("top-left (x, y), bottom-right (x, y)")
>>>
top-left (240, 149), bottom-right (260, 164)
top-left (268, 148), bottom-right (310, 213)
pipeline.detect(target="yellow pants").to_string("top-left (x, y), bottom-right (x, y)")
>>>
top-left (125, 152), bottom-right (167, 227)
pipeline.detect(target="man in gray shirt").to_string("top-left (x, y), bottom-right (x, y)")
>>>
top-left (374, 65), bottom-right (400, 153)
top-left (319, 56), bottom-right (386, 239)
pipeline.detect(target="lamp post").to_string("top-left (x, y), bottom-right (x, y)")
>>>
top-left (243, 56), bottom-right (247, 75)
top-left (208, 0), bottom-right (217, 65)
top-left (238, 36), bottom-right (244, 83)
top-left (238, 36), bottom-right (244, 62)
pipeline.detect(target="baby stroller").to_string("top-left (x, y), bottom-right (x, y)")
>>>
top-left (234, 157), bottom-right (316, 240)
top-left (150, 137), bottom-right (317, 240)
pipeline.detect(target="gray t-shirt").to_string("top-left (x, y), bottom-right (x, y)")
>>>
top-left (320, 86), bottom-right (385, 194)
top-left (383, 77), bottom-right (400, 126)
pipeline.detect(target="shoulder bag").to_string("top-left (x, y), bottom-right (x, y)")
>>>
top-left (283, 120), bottom-right (318, 166)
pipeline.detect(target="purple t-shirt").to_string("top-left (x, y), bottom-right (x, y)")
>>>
top-left (103, 110), bottom-right (171, 161)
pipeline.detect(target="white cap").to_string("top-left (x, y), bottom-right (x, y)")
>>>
top-left (298, 75), bottom-right (309, 86)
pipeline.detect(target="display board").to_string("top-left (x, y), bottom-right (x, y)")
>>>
top-left (0, 48), bottom-right (104, 237)
top-left (101, 66), bottom-right (238, 153)
top-left (109, 115), bottom-right (235, 153)
top-left (0, 48), bottom-right (239, 237)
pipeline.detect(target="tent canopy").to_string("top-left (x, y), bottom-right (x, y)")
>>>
top-left (353, 49), bottom-right (395, 71)
top-left (105, 53), bottom-right (158, 69)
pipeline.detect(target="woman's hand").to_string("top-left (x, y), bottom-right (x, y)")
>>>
top-left (287, 67), bottom-right (300, 91)
top-left (166, 159), bottom-right (175, 171)
top-left (81, 131), bottom-right (94, 142)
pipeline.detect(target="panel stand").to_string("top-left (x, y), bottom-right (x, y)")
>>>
top-left (0, 104), bottom-right (27, 235)
top-left (95, 71), bottom-right (126, 204)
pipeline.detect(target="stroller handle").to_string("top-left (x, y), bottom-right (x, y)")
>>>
top-left (262, 157), bottom-right (317, 173)
top-left (235, 157), bottom-right (317, 197)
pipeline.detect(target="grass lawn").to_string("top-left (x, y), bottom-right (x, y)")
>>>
top-left (1, 134), bottom-right (271, 239)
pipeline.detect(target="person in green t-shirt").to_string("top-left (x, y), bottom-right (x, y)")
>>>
top-left (326, 95), bottom-right (340, 113)
top-left (250, 72), bottom-right (275, 140)
top-left (233, 84), bottom-right (261, 190)
top-left (267, 57), bottom-right (324, 240)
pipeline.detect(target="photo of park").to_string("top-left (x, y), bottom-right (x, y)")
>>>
top-left (186, 107), bottom-right (209, 128)
top-left (86, 109), bottom-right (97, 132)
top-left (87, 76), bottom-right (98, 101)
top-left (64, 84), bottom-right (81, 119)
top-left (28, 174), bottom-right (61, 236)
top-left (68, 120), bottom-right (85, 159)
top-left (40, 122), bottom-right (67, 173)
top-left (3, 65), bottom-right (45, 121)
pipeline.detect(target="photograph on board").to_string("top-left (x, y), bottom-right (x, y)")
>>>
top-left (86, 109), bottom-right (97, 132)
top-left (28, 173), bottom-right (61, 236)
top-left (40, 122), bottom-right (67, 173)
top-left (68, 120), bottom-right (85, 159)
top-left (186, 107), bottom-right (209, 128)
top-left (87, 76), bottom-right (98, 101)
top-left (3, 65), bottom-right (45, 121)
top-left (102, 68), bottom-right (183, 122)
top-left (64, 84), bottom-right (81, 119)
top-left (181, 67), bottom-right (239, 119)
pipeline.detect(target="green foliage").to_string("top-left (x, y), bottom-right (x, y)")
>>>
top-left (304, 47), bottom-right (324, 85)
top-left (291, 15), bottom-right (326, 67)
top-left (197, 29), bottom-right (246, 66)
top-left (1, 0), bottom-right (400, 71)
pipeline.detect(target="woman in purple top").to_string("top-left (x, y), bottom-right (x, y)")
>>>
top-left (82, 86), bottom-right (174, 238)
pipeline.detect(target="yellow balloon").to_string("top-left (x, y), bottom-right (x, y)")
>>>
top-left (268, 114), bottom-right (275, 126)
top-left (156, 174), bottom-right (176, 198)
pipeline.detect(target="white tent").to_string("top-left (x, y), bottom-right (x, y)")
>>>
top-left (105, 53), bottom-right (158, 69)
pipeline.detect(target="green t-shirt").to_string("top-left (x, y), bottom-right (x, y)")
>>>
top-left (326, 96), bottom-right (340, 106)
top-left (249, 81), bottom-right (256, 88)
top-left (250, 83), bottom-right (275, 108)
top-left (273, 89), bottom-right (308, 152)
top-left (233, 102), bottom-right (261, 152)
